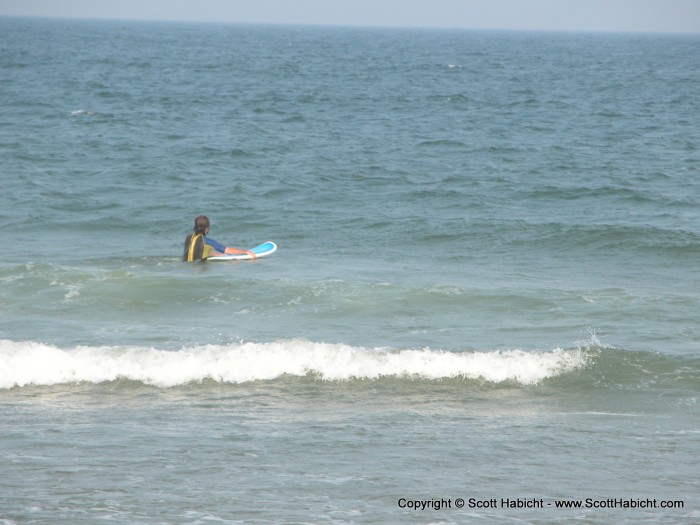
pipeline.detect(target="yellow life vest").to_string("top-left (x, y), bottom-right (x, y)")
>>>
top-left (184, 233), bottom-right (205, 262)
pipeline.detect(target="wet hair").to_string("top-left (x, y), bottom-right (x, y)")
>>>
top-left (193, 215), bottom-right (210, 235)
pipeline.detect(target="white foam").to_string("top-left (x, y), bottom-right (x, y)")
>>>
top-left (49, 279), bottom-right (81, 300)
top-left (0, 339), bottom-right (588, 389)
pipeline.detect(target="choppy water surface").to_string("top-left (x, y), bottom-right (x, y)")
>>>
top-left (1, 17), bottom-right (699, 524)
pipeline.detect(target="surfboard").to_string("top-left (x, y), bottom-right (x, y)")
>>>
top-left (207, 241), bottom-right (277, 261)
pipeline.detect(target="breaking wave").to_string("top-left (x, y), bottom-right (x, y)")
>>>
top-left (0, 339), bottom-right (589, 389)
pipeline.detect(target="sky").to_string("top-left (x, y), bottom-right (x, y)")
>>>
top-left (1, 0), bottom-right (699, 33)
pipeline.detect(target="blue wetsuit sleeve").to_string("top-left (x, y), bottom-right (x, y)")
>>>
top-left (204, 237), bottom-right (227, 253)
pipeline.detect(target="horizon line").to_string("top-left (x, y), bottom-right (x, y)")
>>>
top-left (1, 13), bottom-right (699, 36)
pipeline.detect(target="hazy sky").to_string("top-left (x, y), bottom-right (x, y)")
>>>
top-left (1, 0), bottom-right (699, 33)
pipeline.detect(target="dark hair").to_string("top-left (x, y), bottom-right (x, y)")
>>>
top-left (194, 215), bottom-right (210, 235)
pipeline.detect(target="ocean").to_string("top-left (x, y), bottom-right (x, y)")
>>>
top-left (1, 16), bottom-right (699, 524)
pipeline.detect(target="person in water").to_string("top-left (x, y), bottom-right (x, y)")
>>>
top-left (183, 215), bottom-right (256, 261)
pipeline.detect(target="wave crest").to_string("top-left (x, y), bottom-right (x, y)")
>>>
top-left (0, 339), bottom-right (589, 389)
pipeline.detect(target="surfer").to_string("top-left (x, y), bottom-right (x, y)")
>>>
top-left (183, 215), bottom-right (257, 261)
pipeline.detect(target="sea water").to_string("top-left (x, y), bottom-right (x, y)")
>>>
top-left (1, 17), bottom-right (699, 524)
